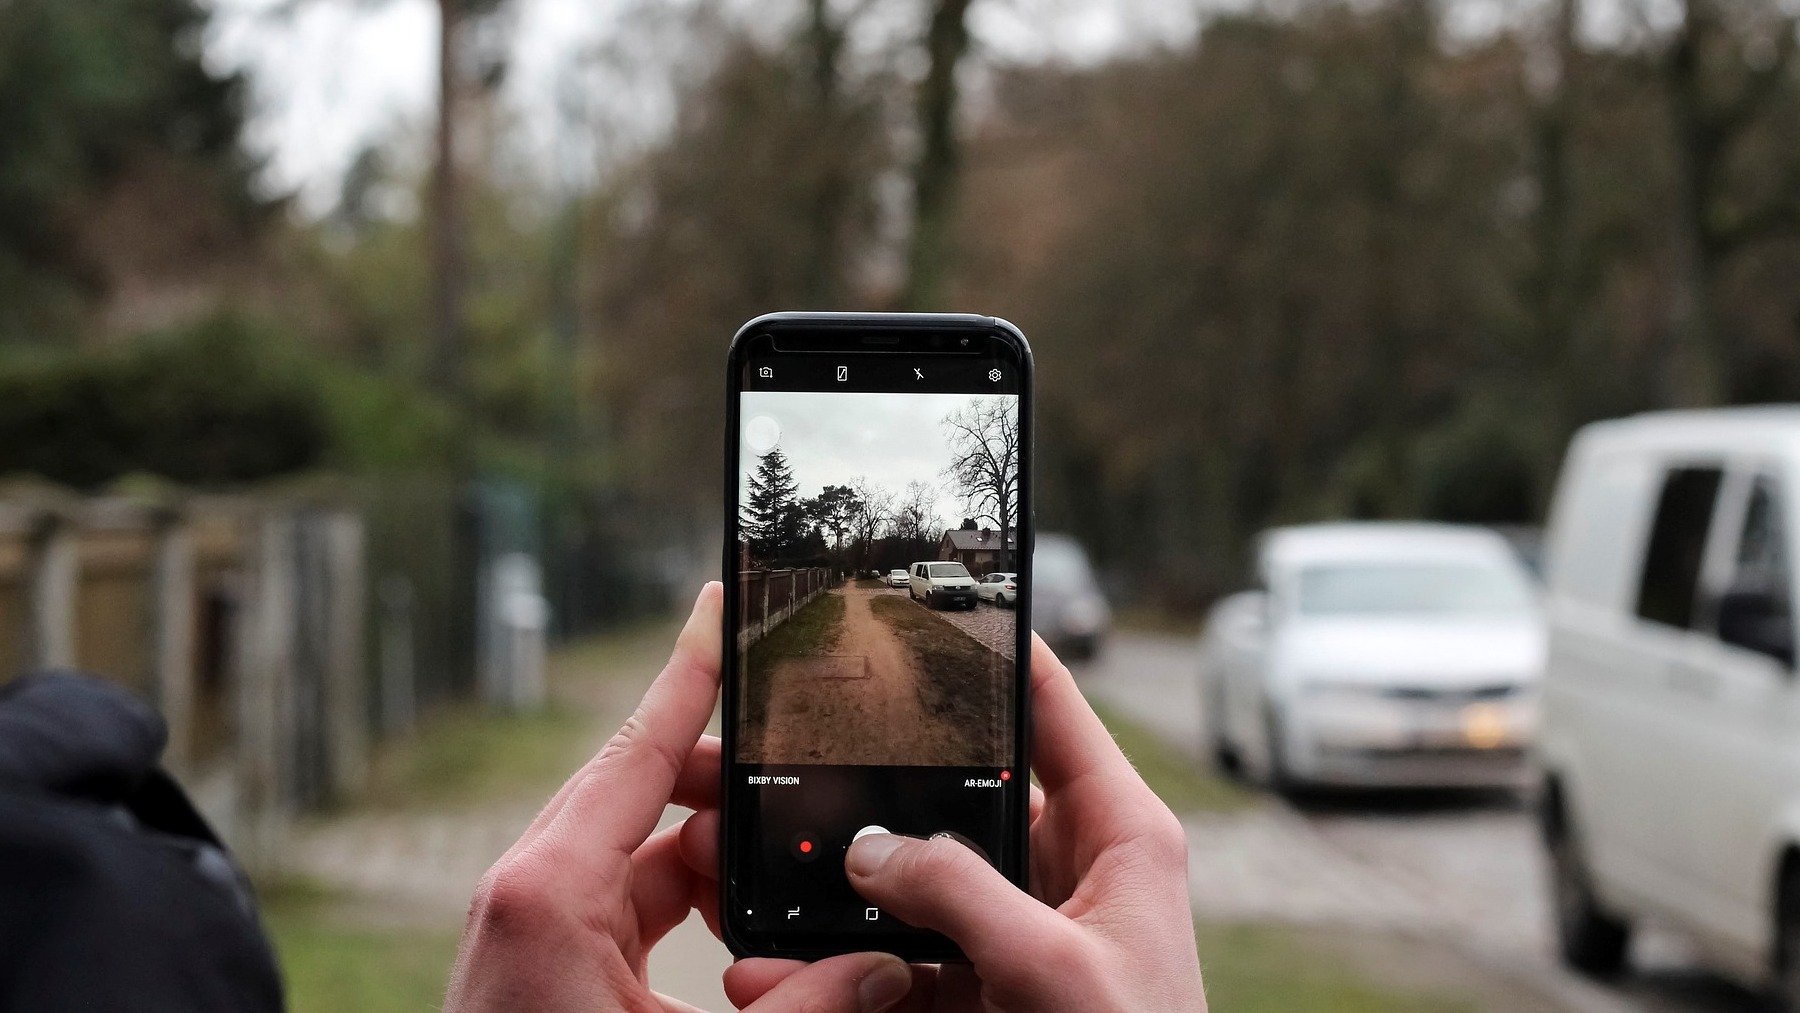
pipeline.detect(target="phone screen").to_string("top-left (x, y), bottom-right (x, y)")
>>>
top-left (722, 316), bottom-right (1030, 958)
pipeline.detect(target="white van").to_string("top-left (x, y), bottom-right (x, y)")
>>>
top-left (1538, 408), bottom-right (1800, 999)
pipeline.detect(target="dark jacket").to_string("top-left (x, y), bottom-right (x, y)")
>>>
top-left (0, 673), bottom-right (283, 1012)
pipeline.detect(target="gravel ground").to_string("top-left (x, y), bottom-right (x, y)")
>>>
top-left (1080, 631), bottom-right (1776, 1013)
top-left (867, 584), bottom-right (1017, 661)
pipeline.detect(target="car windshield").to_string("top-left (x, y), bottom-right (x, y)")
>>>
top-left (928, 563), bottom-right (972, 579)
top-left (1295, 562), bottom-right (1533, 617)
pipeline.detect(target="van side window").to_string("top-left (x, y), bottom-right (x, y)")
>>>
top-left (1711, 477), bottom-right (1794, 663)
top-left (1636, 466), bottom-right (1724, 629)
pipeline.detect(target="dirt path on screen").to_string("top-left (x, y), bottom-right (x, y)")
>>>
top-left (753, 585), bottom-right (976, 764)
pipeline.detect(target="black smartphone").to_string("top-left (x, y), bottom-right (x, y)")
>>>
top-left (720, 312), bottom-right (1032, 961)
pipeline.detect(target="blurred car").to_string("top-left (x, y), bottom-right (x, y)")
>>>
top-left (885, 568), bottom-right (909, 588)
top-left (1536, 409), bottom-right (1800, 1000)
top-left (1033, 534), bottom-right (1110, 661)
top-left (1199, 523), bottom-right (1544, 791)
top-left (976, 572), bottom-right (1018, 606)
top-left (909, 561), bottom-right (978, 610)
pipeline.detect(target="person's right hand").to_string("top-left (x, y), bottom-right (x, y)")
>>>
top-left (702, 634), bottom-right (1206, 1011)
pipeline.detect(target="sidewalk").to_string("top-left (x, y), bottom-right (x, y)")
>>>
top-left (281, 621), bottom-right (733, 1011)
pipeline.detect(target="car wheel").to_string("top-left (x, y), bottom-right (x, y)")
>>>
top-left (1259, 704), bottom-right (1299, 795)
top-left (1202, 677), bottom-right (1240, 777)
top-left (1543, 787), bottom-right (1631, 978)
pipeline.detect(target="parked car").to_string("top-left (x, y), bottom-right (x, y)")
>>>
top-left (976, 572), bottom-right (1018, 606)
top-left (886, 568), bottom-right (909, 588)
top-left (1199, 522), bottom-right (1544, 791)
top-left (909, 561), bottom-right (979, 610)
top-left (1033, 534), bottom-right (1109, 661)
top-left (1536, 408), bottom-right (1800, 1001)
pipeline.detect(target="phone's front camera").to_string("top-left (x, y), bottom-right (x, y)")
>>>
top-left (960, 337), bottom-right (970, 347)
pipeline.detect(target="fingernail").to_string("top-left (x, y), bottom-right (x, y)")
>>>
top-left (858, 956), bottom-right (911, 1013)
top-left (845, 833), bottom-right (903, 877)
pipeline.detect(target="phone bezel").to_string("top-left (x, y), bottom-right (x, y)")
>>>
top-left (719, 312), bottom-right (1034, 962)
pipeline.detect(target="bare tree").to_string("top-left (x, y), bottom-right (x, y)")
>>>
top-left (890, 480), bottom-right (942, 557)
top-left (942, 397), bottom-right (1019, 568)
top-left (901, 0), bottom-right (974, 309)
top-left (848, 476), bottom-right (895, 569)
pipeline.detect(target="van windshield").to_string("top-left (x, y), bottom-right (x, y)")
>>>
top-left (1296, 562), bottom-right (1533, 617)
top-left (928, 563), bottom-right (972, 580)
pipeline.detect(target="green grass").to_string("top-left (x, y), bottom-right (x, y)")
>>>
top-left (1195, 922), bottom-right (1475, 1012)
top-left (361, 702), bottom-right (591, 811)
top-left (745, 590), bottom-right (846, 733)
top-left (260, 878), bottom-right (459, 1013)
top-left (1089, 699), bottom-right (1255, 814)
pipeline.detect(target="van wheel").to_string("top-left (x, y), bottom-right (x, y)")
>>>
top-left (1775, 860), bottom-right (1800, 1009)
top-left (1544, 791), bottom-right (1630, 977)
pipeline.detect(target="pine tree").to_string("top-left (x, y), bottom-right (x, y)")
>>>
top-left (743, 448), bottom-right (801, 559)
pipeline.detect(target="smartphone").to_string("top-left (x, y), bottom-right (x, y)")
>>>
top-left (720, 312), bottom-right (1032, 961)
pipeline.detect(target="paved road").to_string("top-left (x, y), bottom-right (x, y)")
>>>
top-left (1076, 631), bottom-right (1777, 1013)
top-left (868, 583), bottom-right (1016, 660)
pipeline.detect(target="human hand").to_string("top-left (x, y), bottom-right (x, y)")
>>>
top-left (699, 634), bottom-right (1206, 1011)
top-left (445, 582), bottom-right (916, 1013)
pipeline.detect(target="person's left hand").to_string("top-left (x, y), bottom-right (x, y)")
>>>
top-left (445, 582), bottom-right (914, 1013)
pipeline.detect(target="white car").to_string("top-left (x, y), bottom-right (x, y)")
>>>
top-left (1537, 408), bottom-right (1800, 1000)
top-left (909, 561), bottom-right (979, 610)
top-left (976, 572), bottom-right (1018, 606)
top-left (1199, 523), bottom-right (1544, 791)
top-left (885, 569), bottom-right (909, 588)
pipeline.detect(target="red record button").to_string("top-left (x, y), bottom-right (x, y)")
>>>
top-left (790, 832), bottom-right (821, 863)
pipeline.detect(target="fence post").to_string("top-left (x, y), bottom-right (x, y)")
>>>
top-left (152, 514), bottom-right (196, 775)
top-left (322, 511), bottom-right (368, 798)
top-left (26, 514), bottom-right (76, 671)
top-left (761, 573), bottom-right (770, 635)
top-left (234, 511), bottom-right (296, 873)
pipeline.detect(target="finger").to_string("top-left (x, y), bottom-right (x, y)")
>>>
top-left (544, 583), bottom-right (724, 857)
top-left (723, 959), bottom-right (807, 1007)
top-left (846, 833), bottom-right (1078, 997)
top-left (1028, 633), bottom-right (1137, 793)
top-left (678, 807), bottom-right (719, 881)
top-left (733, 954), bottom-right (914, 1013)
top-left (631, 823), bottom-right (700, 951)
top-left (1029, 783), bottom-right (1045, 823)
top-left (673, 735), bottom-right (721, 811)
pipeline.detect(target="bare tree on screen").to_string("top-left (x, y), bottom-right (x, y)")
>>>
top-left (942, 398), bottom-right (1018, 570)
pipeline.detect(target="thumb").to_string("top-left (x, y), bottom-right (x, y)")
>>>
top-left (846, 834), bottom-right (1084, 998)
top-left (735, 953), bottom-right (914, 1013)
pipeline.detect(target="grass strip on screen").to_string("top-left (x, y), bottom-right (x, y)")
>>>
top-left (867, 595), bottom-right (1008, 740)
top-left (744, 589), bottom-right (846, 734)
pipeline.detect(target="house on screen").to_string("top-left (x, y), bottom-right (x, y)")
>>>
top-left (938, 526), bottom-right (1015, 573)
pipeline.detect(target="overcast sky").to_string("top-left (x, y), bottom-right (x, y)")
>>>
top-left (200, 0), bottom-right (1662, 215)
top-left (739, 391), bottom-right (1017, 529)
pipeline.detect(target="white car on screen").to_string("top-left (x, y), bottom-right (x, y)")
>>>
top-left (886, 569), bottom-right (909, 588)
top-left (909, 561), bottom-right (979, 610)
top-left (977, 572), bottom-right (1018, 606)
top-left (1199, 523), bottom-right (1544, 791)
top-left (1536, 409), bottom-right (1800, 1000)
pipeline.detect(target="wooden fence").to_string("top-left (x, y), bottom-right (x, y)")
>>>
top-left (737, 567), bottom-right (833, 652)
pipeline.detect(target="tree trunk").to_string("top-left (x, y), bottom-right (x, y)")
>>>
top-left (1661, 0), bottom-right (1726, 407)
top-left (431, 0), bottom-right (467, 403)
top-left (902, 0), bottom-right (973, 310)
